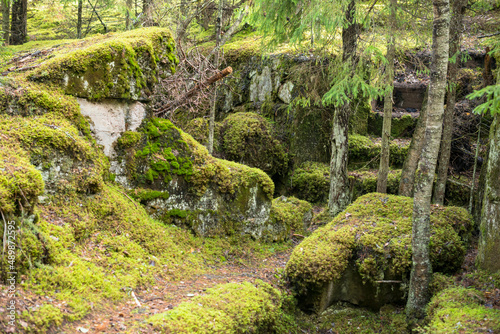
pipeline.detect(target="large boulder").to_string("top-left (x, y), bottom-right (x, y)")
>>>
top-left (285, 193), bottom-right (473, 312)
top-left (115, 117), bottom-right (281, 239)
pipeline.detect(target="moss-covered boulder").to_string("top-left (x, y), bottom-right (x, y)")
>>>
top-left (28, 28), bottom-right (178, 101)
top-left (145, 281), bottom-right (295, 333)
top-left (426, 287), bottom-right (500, 333)
top-left (183, 117), bottom-right (222, 151)
top-left (348, 134), bottom-right (410, 169)
top-left (285, 193), bottom-right (473, 312)
top-left (269, 196), bottom-right (313, 241)
top-left (290, 162), bottom-right (330, 203)
top-left (219, 112), bottom-right (288, 176)
top-left (116, 117), bottom-right (283, 239)
top-left (367, 113), bottom-right (417, 138)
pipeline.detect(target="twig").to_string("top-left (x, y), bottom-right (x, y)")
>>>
top-left (155, 67), bottom-right (233, 116)
top-left (478, 31), bottom-right (500, 39)
top-left (375, 280), bottom-right (402, 283)
top-left (292, 234), bottom-right (305, 238)
top-left (131, 291), bottom-right (142, 307)
top-left (118, 190), bottom-right (138, 209)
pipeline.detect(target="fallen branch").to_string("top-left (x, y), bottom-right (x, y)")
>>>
top-left (375, 280), bottom-right (402, 284)
top-left (478, 31), bottom-right (500, 39)
top-left (155, 66), bottom-right (232, 116)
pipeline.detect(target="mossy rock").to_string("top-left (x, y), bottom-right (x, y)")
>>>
top-left (119, 117), bottom-right (278, 239)
top-left (290, 162), bottom-right (329, 203)
top-left (426, 287), bottom-right (500, 333)
top-left (350, 170), bottom-right (401, 200)
top-left (145, 280), bottom-right (296, 333)
top-left (285, 193), bottom-right (473, 312)
top-left (316, 303), bottom-right (408, 333)
top-left (367, 113), bottom-right (417, 138)
top-left (28, 28), bottom-right (178, 101)
top-left (348, 134), bottom-right (410, 168)
top-left (290, 164), bottom-right (401, 204)
top-left (220, 112), bottom-right (288, 176)
top-left (268, 196), bottom-right (313, 241)
top-left (183, 117), bottom-right (222, 151)
top-left (0, 141), bottom-right (44, 214)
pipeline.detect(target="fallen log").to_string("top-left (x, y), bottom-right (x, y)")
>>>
top-left (155, 66), bottom-right (232, 116)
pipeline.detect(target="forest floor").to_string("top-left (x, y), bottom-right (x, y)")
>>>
top-left (0, 240), bottom-right (296, 334)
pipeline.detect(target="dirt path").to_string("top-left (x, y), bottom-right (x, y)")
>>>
top-left (56, 250), bottom-right (292, 334)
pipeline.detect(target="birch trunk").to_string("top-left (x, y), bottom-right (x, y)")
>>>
top-left (208, 0), bottom-right (224, 155)
top-left (406, 0), bottom-right (450, 323)
top-left (477, 114), bottom-right (500, 272)
top-left (399, 94), bottom-right (428, 197)
top-left (377, 0), bottom-right (396, 193)
top-left (433, 0), bottom-right (466, 205)
top-left (328, 0), bottom-right (357, 217)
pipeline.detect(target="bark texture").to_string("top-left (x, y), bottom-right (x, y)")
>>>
top-left (399, 94), bottom-right (428, 197)
top-left (377, 0), bottom-right (396, 193)
top-left (433, 0), bottom-right (466, 205)
top-left (477, 114), bottom-right (500, 272)
top-left (10, 0), bottom-right (27, 45)
top-left (406, 0), bottom-right (450, 323)
top-left (77, 0), bottom-right (83, 38)
top-left (328, 0), bottom-right (358, 217)
top-left (208, 0), bottom-right (224, 154)
top-left (1, 0), bottom-right (9, 44)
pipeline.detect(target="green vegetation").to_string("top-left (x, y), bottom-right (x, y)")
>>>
top-left (286, 193), bottom-right (472, 289)
top-left (269, 196), bottom-right (313, 240)
top-left (146, 280), bottom-right (297, 333)
top-left (220, 112), bottom-right (288, 176)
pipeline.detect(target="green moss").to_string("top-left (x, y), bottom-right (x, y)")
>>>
top-left (269, 196), bottom-right (313, 240)
top-left (117, 131), bottom-right (142, 149)
top-left (348, 134), bottom-right (410, 168)
top-left (290, 162), bottom-right (329, 203)
top-left (426, 287), bottom-right (500, 333)
top-left (145, 280), bottom-right (297, 333)
top-left (350, 170), bottom-right (401, 200)
top-left (128, 188), bottom-right (169, 203)
top-left (22, 304), bottom-right (64, 333)
top-left (286, 193), bottom-right (472, 290)
top-left (0, 142), bottom-right (44, 214)
top-left (220, 112), bottom-right (288, 176)
top-left (183, 117), bottom-right (222, 151)
top-left (367, 113), bottom-right (417, 138)
top-left (27, 28), bottom-right (177, 101)
top-left (316, 304), bottom-right (408, 334)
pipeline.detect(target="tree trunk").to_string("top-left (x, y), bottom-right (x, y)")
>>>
top-left (77, 0), bottom-right (83, 38)
top-left (398, 94), bottom-right (428, 197)
top-left (10, 0), bottom-right (27, 45)
top-left (406, 0), bottom-right (450, 324)
top-left (125, 0), bottom-right (132, 30)
top-left (377, 0), bottom-right (396, 193)
top-left (328, 0), bottom-right (357, 217)
top-left (477, 114), bottom-right (500, 272)
top-left (433, 0), bottom-right (466, 205)
top-left (1, 0), bottom-right (9, 45)
top-left (208, 0), bottom-right (224, 154)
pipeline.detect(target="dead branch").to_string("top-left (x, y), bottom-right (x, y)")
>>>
top-left (155, 66), bottom-right (232, 116)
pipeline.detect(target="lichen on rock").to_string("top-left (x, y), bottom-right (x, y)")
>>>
top-left (285, 193), bottom-right (473, 312)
